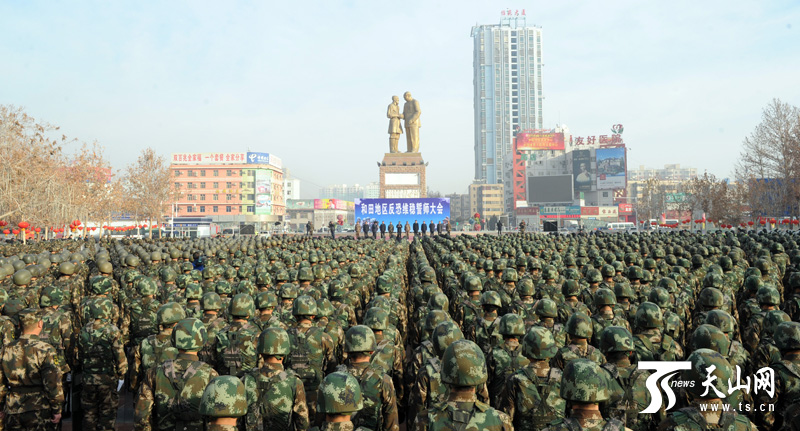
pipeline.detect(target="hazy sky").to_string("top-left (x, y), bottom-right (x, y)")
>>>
top-left (2, 1), bottom-right (799, 198)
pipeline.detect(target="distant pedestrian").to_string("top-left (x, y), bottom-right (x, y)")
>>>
top-left (413, 220), bottom-right (420, 237)
top-left (497, 220), bottom-right (503, 235)
top-left (355, 219), bottom-right (360, 240)
top-left (429, 220), bottom-right (436, 237)
top-left (404, 221), bottom-right (411, 239)
top-left (329, 221), bottom-right (336, 239)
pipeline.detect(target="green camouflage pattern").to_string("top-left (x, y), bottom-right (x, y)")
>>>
top-left (199, 375), bottom-right (247, 418)
top-left (441, 339), bottom-right (487, 386)
top-left (317, 371), bottom-right (363, 414)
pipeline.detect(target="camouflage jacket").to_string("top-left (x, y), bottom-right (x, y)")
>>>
top-left (487, 339), bottom-right (530, 408)
top-left (134, 353), bottom-right (219, 431)
top-left (0, 334), bottom-right (64, 414)
top-left (657, 405), bottom-right (755, 431)
top-left (339, 361), bottom-right (399, 431)
top-left (215, 320), bottom-right (260, 377)
top-left (551, 343), bottom-right (606, 371)
top-left (755, 354), bottom-right (800, 431)
top-left (545, 413), bottom-right (628, 431)
top-left (501, 362), bottom-right (564, 431)
top-left (602, 361), bottom-right (658, 431)
top-left (38, 307), bottom-right (72, 373)
top-left (242, 362), bottom-right (309, 431)
top-left (79, 320), bottom-right (127, 385)
top-left (416, 392), bottom-right (513, 431)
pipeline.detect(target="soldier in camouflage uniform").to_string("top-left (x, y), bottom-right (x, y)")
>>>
top-left (742, 286), bottom-right (781, 355)
top-left (467, 291), bottom-right (503, 356)
top-left (657, 349), bottom-right (756, 431)
top-left (214, 293), bottom-right (260, 377)
top-left (315, 371), bottom-right (366, 431)
top-left (37, 286), bottom-right (72, 376)
top-left (487, 313), bottom-right (529, 408)
top-left (704, 310), bottom-right (750, 372)
top-left (134, 302), bottom-right (185, 390)
top-left (135, 318), bottom-right (219, 431)
top-left (79, 297), bottom-right (127, 431)
top-left (199, 292), bottom-right (227, 365)
top-left (337, 326), bottom-right (399, 431)
top-left (411, 321), bottom-right (463, 426)
top-left (756, 321), bottom-right (800, 431)
top-left (590, 288), bottom-right (631, 346)
top-left (598, 326), bottom-right (658, 431)
top-left (416, 339), bottom-right (513, 431)
top-left (501, 325), bottom-right (565, 431)
top-left (543, 358), bottom-right (630, 431)
top-left (200, 376), bottom-right (248, 431)
top-left (254, 291), bottom-right (285, 331)
top-left (0, 308), bottom-right (64, 430)
top-left (558, 280), bottom-right (591, 324)
top-left (242, 327), bottom-right (309, 431)
top-left (534, 299), bottom-right (568, 348)
top-left (633, 302), bottom-right (683, 362)
top-left (363, 307), bottom-right (404, 419)
top-left (551, 312), bottom-right (606, 370)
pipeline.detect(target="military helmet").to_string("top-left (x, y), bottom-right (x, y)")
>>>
top-left (756, 286), bottom-right (781, 306)
top-left (587, 269), bottom-right (603, 284)
top-left (517, 278), bottom-right (535, 296)
top-left (523, 326), bottom-right (558, 360)
top-left (562, 280), bottom-right (581, 297)
top-left (280, 283), bottom-right (298, 299)
top-left (375, 275), bottom-right (393, 294)
top-left (181, 262), bottom-right (194, 273)
top-left (534, 298), bottom-right (558, 318)
top-left (137, 277), bottom-right (158, 296)
top-left (292, 295), bottom-right (318, 317)
top-left (317, 372), bottom-right (363, 414)
top-left (542, 265), bottom-right (558, 280)
top-left (424, 310), bottom-right (450, 334)
top-left (432, 321), bottom-right (464, 358)
top-left (441, 339), bottom-right (487, 386)
top-left (600, 264), bottom-right (615, 278)
top-left (704, 310), bottom-right (735, 334)
top-left (502, 268), bottom-right (519, 283)
top-left (12, 269), bottom-right (32, 286)
top-left (598, 326), bottom-right (635, 354)
top-left (690, 324), bottom-right (731, 356)
top-left (185, 283), bottom-right (203, 300)
top-left (635, 302), bottom-right (663, 329)
top-left (215, 281), bottom-right (233, 295)
top-left (298, 267), bottom-right (313, 282)
top-left (58, 262), bottom-right (76, 276)
top-left (199, 376), bottom-right (247, 418)
top-left (201, 292), bottom-right (223, 311)
top-left (229, 293), bottom-right (255, 318)
top-left (764, 310), bottom-right (791, 336)
top-left (428, 292), bottom-right (449, 312)
top-left (560, 359), bottom-right (610, 402)
top-left (613, 283), bottom-right (635, 302)
top-left (157, 302), bottom-right (186, 325)
top-left (256, 271), bottom-right (272, 287)
top-left (774, 321), bottom-right (800, 351)
top-left (698, 287), bottom-right (724, 308)
top-left (255, 291), bottom-right (278, 309)
top-left (257, 327), bottom-right (291, 356)
top-left (594, 288), bottom-right (617, 307)
top-left (480, 291), bottom-right (502, 308)
top-left (349, 264), bottom-right (364, 278)
top-left (498, 313), bottom-right (525, 336)
top-left (160, 267), bottom-right (177, 283)
top-left (90, 297), bottom-right (113, 320)
top-left (566, 313), bottom-right (593, 339)
top-left (683, 349), bottom-right (731, 398)
top-left (345, 325), bottom-right (377, 353)
top-left (648, 287), bottom-right (671, 309)
top-left (173, 318), bottom-right (207, 351)
top-left (463, 275), bottom-right (483, 292)
top-left (419, 266), bottom-right (436, 283)
top-left (363, 307), bottom-right (389, 331)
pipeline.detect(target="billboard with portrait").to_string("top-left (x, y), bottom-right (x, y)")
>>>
top-left (572, 150), bottom-right (593, 192)
top-left (596, 146), bottom-right (626, 190)
top-left (254, 169), bottom-right (272, 215)
top-left (354, 198), bottom-right (450, 225)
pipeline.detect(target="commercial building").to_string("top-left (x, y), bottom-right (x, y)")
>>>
top-left (170, 152), bottom-right (284, 234)
top-left (469, 183), bottom-right (504, 220)
top-left (283, 168), bottom-right (301, 201)
top-left (446, 193), bottom-right (470, 221)
top-left (364, 182), bottom-right (380, 199)
top-left (472, 14), bottom-right (544, 208)
top-left (319, 184), bottom-right (365, 202)
top-left (627, 164), bottom-right (697, 220)
top-left (285, 199), bottom-right (354, 233)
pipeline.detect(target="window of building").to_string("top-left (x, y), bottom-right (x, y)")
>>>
top-left (603, 192), bottom-right (609, 197)
top-left (226, 182), bottom-right (233, 188)
top-left (212, 206), bottom-right (218, 212)
top-left (226, 206), bottom-right (232, 213)
top-left (174, 182), bottom-right (181, 189)
top-left (239, 169), bottom-right (245, 176)
top-left (200, 194), bottom-right (205, 201)
top-left (213, 170), bottom-right (219, 177)
top-left (213, 182), bottom-right (219, 188)
top-left (213, 194), bottom-right (219, 201)
top-left (200, 170), bottom-right (205, 177)
top-left (199, 206), bottom-right (205, 213)
top-left (226, 169), bottom-right (233, 176)
top-left (174, 170), bottom-right (181, 177)
top-left (198, 182), bottom-right (205, 188)
top-left (239, 205), bottom-right (243, 212)
top-left (226, 194), bottom-right (233, 200)
top-left (246, 205), bottom-right (254, 213)
top-left (247, 194), bottom-right (255, 201)
top-left (187, 206), bottom-right (193, 213)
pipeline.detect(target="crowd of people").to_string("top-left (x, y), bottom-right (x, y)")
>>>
top-left (0, 228), bottom-right (798, 431)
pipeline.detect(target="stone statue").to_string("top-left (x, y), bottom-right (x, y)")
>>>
top-left (387, 95), bottom-right (403, 153)
top-left (402, 91), bottom-right (421, 153)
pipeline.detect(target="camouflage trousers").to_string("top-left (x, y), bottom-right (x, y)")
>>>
top-left (81, 383), bottom-right (119, 431)
top-left (5, 409), bottom-right (57, 431)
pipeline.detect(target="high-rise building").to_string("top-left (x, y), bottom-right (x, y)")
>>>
top-left (364, 182), bottom-right (380, 199)
top-left (471, 16), bottom-right (544, 209)
top-left (319, 184), bottom-right (364, 202)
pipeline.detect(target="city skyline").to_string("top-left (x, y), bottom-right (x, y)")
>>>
top-left (2, 1), bottom-right (799, 197)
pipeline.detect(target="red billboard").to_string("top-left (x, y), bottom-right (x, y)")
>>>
top-left (581, 207), bottom-right (599, 216)
top-left (517, 133), bottom-right (565, 151)
top-left (516, 207), bottom-right (540, 216)
top-left (619, 203), bottom-right (633, 215)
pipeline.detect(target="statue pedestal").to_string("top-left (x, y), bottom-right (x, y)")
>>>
top-left (379, 153), bottom-right (426, 198)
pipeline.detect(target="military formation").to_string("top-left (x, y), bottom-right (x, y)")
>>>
top-left (0, 228), bottom-right (799, 431)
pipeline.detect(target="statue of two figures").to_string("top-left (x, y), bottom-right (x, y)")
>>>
top-left (387, 92), bottom-right (420, 153)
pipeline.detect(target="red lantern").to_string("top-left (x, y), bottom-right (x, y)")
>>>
top-left (12, 229), bottom-right (19, 235)
top-left (34, 227), bottom-right (41, 233)
top-left (769, 218), bottom-right (777, 224)
top-left (2, 229), bottom-right (8, 234)
top-left (794, 220), bottom-right (800, 225)
top-left (759, 220), bottom-right (766, 225)
top-left (18, 221), bottom-right (29, 229)
top-left (0, 221), bottom-right (6, 227)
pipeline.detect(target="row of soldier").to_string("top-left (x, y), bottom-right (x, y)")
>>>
top-left (0, 229), bottom-right (798, 431)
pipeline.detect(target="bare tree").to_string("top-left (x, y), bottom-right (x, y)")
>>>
top-left (735, 99), bottom-right (800, 218)
top-left (636, 178), bottom-right (665, 221)
top-left (123, 148), bottom-right (177, 237)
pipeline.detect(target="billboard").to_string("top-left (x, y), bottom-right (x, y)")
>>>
top-left (572, 150), bottom-right (593, 192)
top-left (254, 169), bottom-right (272, 215)
top-left (314, 199), bottom-right (350, 211)
top-left (286, 199), bottom-right (314, 210)
top-left (527, 175), bottom-right (573, 204)
top-left (517, 133), bottom-right (565, 151)
top-left (355, 198), bottom-right (450, 225)
top-left (171, 152), bottom-right (247, 165)
top-left (596, 146), bottom-right (626, 190)
top-left (246, 152), bottom-right (283, 169)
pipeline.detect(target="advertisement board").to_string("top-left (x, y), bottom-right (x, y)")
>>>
top-left (516, 207), bottom-right (540, 216)
top-left (246, 152), bottom-right (283, 169)
top-left (572, 150), bottom-right (594, 192)
top-left (314, 199), bottom-right (350, 210)
top-left (254, 169), bottom-right (272, 215)
top-left (540, 205), bottom-right (581, 219)
top-left (619, 203), bottom-right (633, 215)
top-left (286, 199), bottom-right (314, 210)
top-left (517, 133), bottom-right (565, 151)
top-left (355, 198), bottom-right (450, 225)
top-left (172, 152), bottom-right (247, 165)
top-left (527, 175), bottom-right (573, 204)
top-left (596, 146), bottom-right (626, 190)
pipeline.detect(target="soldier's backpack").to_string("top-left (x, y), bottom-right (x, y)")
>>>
top-left (163, 359), bottom-right (205, 431)
top-left (524, 366), bottom-right (563, 430)
top-left (558, 417), bottom-right (624, 431)
top-left (129, 298), bottom-right (159, 344)
top-left (288, 327), bottom-right (324, 390)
